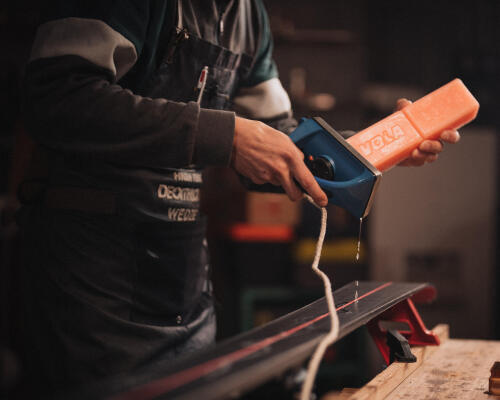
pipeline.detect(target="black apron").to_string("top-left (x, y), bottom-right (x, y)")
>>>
top-left (19, 1), bottom-right (252, 392)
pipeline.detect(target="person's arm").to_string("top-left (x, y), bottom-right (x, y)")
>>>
top-left (233, 78), bottom-right (297, 134)
top-left (23, 3), bottom-right (234, 169)
top-left (229, 0), bottom-right (327, 206)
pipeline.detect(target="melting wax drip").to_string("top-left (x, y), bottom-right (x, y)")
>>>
top-left (356, 217), bottom-right (363, 261)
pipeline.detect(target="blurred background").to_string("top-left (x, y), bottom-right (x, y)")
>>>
top-left (1, 0), bottom-right (499, 397)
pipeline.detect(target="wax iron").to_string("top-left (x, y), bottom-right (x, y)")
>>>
top-left (286, 79), bottom-right (479, 218)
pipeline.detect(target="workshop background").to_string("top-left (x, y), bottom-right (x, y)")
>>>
top-left (1, 0), bottom-right (499, 397)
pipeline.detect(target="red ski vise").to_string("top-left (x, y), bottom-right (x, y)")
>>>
top-left (367, 285), bottom-right (440, 366)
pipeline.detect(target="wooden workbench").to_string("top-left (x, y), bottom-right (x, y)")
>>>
top-left (323, 325), bottom-right (500, 399)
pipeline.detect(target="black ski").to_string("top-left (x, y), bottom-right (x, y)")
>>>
top-left (67, 281), bottom-right (433, 400)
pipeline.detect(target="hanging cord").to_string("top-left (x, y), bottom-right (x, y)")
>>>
top-left (300, 195), bottom-right (340, 400)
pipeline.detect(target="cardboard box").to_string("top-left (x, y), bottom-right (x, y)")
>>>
top-left (245, 192), bottom-right (300, 226)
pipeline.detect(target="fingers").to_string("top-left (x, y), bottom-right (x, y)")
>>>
top-left (251, 150), bottom-right (326, 206)
top-left (440, 129), bottom-right (460, 144)
top-left (391, 101), bottom-right (460, 169)
top-left (411, 130), bottom-right (459, 164)
top-left (289, 156), bottom-right (328, 207)
top-left (426, 154), bottom-right (438, 163)
top-left (394, 100), bottom-right (460, 145)
top-left (408, 148), bottom-right (427, 166)
top-left (419, 140), bottom-right (443, 154)
top-left (278, 170), bottom-right (303, 202)
top-left (399, 127), bottom-right (459, 168)
top-left (400, 148), bottom-right (439, 167)
top-left (396, 98), bottom-right (412, 111)
top-left (257, 134), bottom-right (327, 206)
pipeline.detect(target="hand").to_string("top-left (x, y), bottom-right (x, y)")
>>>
top-left (396, 98), bottom-right (460, 167)
top-left (231, 116), bottom-right (328, 207)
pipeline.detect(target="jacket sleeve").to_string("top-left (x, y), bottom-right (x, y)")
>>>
top-left (231, 0), bottom-right (297, 135)
top-left (23, 3), bottom-right (235, 169)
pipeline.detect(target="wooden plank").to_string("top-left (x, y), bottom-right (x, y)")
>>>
top-left (385, 337), bottom-right (500, 399)
top-left (322, 388), bottom-right (358, 400)
top-left (325, 324), bottom-right (449, 400)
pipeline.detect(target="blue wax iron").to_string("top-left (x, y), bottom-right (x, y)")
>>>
top-left (289, 117), bottom-right (381, 218)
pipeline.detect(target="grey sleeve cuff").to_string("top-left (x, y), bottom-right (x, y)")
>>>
top-left (195, 108), bottom-right (236, 166)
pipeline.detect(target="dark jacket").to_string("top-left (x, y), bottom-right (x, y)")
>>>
top-left (20, 0), bottom-right (296, 394)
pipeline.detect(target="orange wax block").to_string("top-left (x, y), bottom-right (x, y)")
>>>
top-left (347, 79), bottom-right (479, 172)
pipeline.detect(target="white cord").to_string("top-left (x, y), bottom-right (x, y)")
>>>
top-left (300, 195), bottom-right (340, 400)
